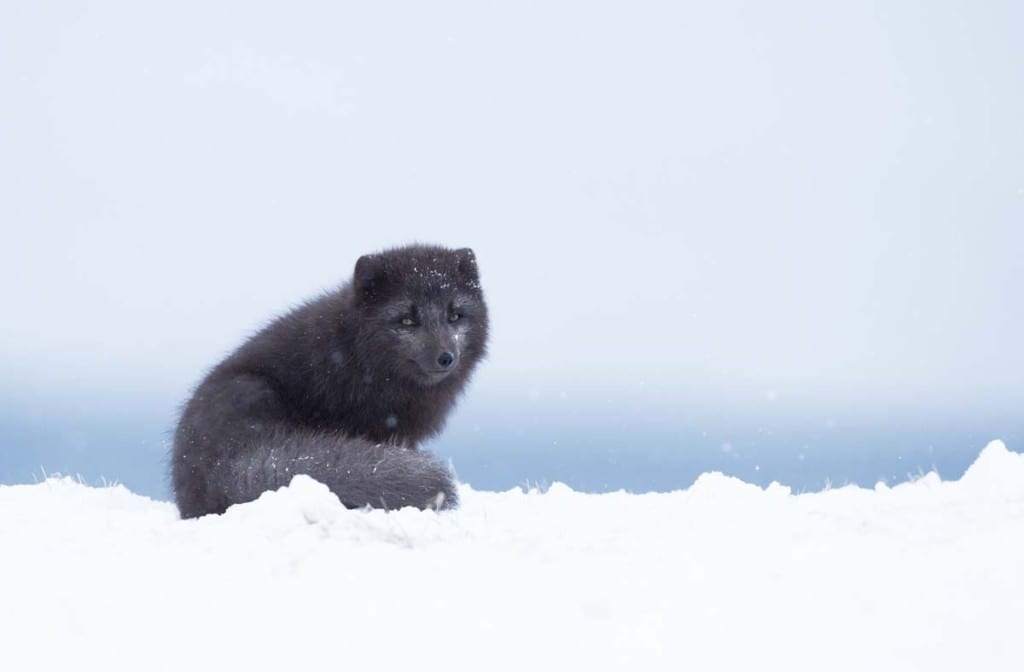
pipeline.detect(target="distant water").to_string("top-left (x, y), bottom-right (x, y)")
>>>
top-left (1, 399), bottom-right (1020, 501)
top-left (442, 420), bottom-right (1022, 495)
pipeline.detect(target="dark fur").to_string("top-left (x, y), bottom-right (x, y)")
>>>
top-left (171, 244), bottom-right (488, 518)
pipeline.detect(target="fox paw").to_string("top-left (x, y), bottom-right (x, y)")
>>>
top-left (426, 491), bottom-right (446, 511)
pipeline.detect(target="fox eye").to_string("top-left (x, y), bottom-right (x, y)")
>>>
top-left (448, 312), bottom-right (462, 323)
top-left (400, 317), bottom-right (416, 326)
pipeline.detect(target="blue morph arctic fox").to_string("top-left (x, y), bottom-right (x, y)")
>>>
top-left (171, 244), bottom-right (489, 518)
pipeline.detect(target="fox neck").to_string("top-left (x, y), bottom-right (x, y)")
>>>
top-left (344, 365), bottom-right (464, 445)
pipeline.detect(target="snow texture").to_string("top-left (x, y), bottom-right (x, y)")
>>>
top-left (1, 441), bottom-right (1022, 671)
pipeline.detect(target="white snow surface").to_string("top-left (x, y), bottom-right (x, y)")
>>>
top-left (2, 441), bottom-right (1022, 671)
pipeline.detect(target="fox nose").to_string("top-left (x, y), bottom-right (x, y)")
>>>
top-left (437, 351), bottom-right (456, 368)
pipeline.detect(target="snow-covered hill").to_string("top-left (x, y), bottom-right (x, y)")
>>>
top-left (2, 441), bottom-right (1021, 671)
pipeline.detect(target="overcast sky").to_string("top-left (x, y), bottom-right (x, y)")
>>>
top-left (2, 1), bottom-right (1021, 418)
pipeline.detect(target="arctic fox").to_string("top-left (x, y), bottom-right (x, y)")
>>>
top-left (171, 244), bottom-right (489, 518)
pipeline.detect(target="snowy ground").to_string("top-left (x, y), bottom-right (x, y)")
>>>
top-left (1, 441), bottom-right (1021, 671)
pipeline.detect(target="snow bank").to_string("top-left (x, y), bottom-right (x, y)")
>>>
top-left (2, 441), bottom-right (1022, 671)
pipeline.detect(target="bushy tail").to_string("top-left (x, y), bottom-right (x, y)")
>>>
top-left (176, 427), bottom-right (458, 518)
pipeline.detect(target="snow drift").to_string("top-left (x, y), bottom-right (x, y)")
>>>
top-left (1, 441), bottom-right (1022, 671)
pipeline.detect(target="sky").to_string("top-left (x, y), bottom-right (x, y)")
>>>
top-left (1, 2), bottom-right (1021, 493)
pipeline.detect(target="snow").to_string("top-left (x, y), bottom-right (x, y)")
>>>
top-left (2, 441), bottom-right (1022, 671)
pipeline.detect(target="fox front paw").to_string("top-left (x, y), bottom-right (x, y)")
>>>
top-left (426, 491), bottom-right (446, 511)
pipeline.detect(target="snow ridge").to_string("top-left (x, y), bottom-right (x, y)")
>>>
top-left (1, 441), bottom-right (1021, 671)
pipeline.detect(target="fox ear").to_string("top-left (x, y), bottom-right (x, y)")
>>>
top-left (454, 248), bottom-right (479, 285)
top-left (354, 254), bottom-right (389, 304)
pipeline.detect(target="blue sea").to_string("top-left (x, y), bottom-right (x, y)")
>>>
top-left (2, 391), bottom-right (1019, 501)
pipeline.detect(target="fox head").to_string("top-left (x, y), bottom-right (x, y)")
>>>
top-left (350, 244), bottom-right (489, 388)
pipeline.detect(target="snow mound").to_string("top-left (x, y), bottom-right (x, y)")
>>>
top-left (1, 440), bottom-right (1021, 671)
top-left (959, 439), bottom-right (1024, 495)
